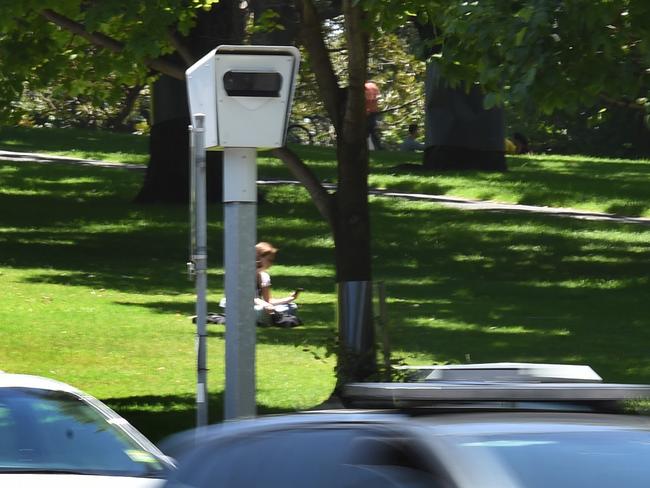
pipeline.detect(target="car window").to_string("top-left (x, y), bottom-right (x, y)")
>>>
top-left (0, 403), bottom-right (16, 459)
top-left (454, 430), bottom-right (650, 488)
top-left (168, 426), bottom-right (446, 488)
top-left (0, 388), bottom-right (165, 477)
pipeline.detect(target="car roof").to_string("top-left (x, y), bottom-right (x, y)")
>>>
top-left (341, 363), bottom-right (650, 410)
top-left (160, 407), bottom-right (650, 460)
top-left (408, 410), bottom-right (650, 434)
top-left (0, 372), bottom-right (84, 396)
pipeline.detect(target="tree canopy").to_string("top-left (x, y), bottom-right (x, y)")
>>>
top-left (416, 0), bottom-right (649, 119)
top-left (0, 0), bottom-right (213, 122)
top-left (1, 1), bottom-right (647, 123)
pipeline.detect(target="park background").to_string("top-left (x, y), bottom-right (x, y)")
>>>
top-left (1, 1), bottom-right (649, 442)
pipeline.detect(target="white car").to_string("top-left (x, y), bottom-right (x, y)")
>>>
top-left (0, 371), bottom-right (174, 487)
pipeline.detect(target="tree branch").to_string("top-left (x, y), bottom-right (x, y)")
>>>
top-left (600, 94), bottom-right (647, 111)
top-left (379, 97), bottom-right (421, 115)
top-left (40, 9), bottom-right (186, 80)
top-left (167, 27), bottom-right (195, 66)
top-left (295, 0), bottom-right (343, 133)
top-left (271, 146), bottom-right (335, 229)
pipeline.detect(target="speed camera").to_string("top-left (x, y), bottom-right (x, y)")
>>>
top-left (186, 45), bottom-right (301, 149)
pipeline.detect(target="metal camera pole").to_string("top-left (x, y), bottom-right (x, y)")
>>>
top-left (189, 114), bottom-right (209, 427)
top-left (223, 147), bottom-right (257, 420)
top-left (185, 44), bottom-right (301, 422)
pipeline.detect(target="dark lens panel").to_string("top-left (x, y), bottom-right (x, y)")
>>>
top-left (223, 71), bottom-right (282, 97)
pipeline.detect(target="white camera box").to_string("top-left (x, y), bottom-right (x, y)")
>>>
top-left (186, 45), bottom-right (300, 150)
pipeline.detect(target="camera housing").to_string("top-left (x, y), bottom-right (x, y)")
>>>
top-left (186, 45), bottom-right (301, 149)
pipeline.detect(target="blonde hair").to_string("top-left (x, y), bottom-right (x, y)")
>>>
top-left (256, 241), bottom-right (278, 269)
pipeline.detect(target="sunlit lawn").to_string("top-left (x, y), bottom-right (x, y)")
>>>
top-left (0, 126), bottom-right (149, 165)
top-left (1, 127), bottom-right (650, 442)
top-left (2, 125), bottom-right (650, 217)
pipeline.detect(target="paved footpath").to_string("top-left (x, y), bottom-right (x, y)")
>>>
top-left (3, 149), bottom-right (649, 226)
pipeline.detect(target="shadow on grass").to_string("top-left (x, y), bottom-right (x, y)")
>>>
top-left (368, 199), bottom-right (650, 381)
top-left (370, 155), bottom-right (650, 217)
top-left (0, 163), bottom-right (331, 296)
top-left (0, 126), bottom-right (148, 156)
top-left (607, 202), bottom-right (649, 216)
top-left (3, 160), bottom-right (650, 385)
top-left (104, 392), bottom-right (290, 444)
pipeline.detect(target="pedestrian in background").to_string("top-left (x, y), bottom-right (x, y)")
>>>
top-left (365, 81), bottom-right (382, 150)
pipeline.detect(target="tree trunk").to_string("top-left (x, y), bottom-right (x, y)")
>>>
top-left (134, 76), bottom-right (223, 203)
top-left (333, 133), bottom-right (376, 383)
top-left (108, 85), bottom-right (143, 132)
top-left (423, 61), bottom-right (507, 171)
top-left (331, 0), bottom-right (377, 385)
top-left (334, 140), bottom-right (371, 283)
top-left (135, 1), bottom-right (245, 204)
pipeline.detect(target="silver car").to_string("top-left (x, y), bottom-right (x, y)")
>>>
top-left (161, 363), bottom-right (650, 488)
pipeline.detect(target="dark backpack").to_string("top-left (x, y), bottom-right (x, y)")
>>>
top-left (270, 310), bottom-right (302, 328)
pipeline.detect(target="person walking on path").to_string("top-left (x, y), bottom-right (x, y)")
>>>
top-left (365, 81), bottom-right (382, 150)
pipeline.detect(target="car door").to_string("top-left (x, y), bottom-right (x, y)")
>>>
top-left (164, 423), bottom-right (454, 488)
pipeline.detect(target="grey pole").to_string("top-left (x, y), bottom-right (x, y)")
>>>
top-left (191, 114), bottom-right (209, 427)
top-left (223, 147), bottom-right (257, 420)
top-left (188, 124), bottom-right (196, 259)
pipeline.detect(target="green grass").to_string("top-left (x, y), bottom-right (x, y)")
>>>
top-left (0, 160), bottom-right (336, 441)
top-left (1, 127), bottom-right (650, 442)
top-left (371, 154), bottom-right (650, 218)
top-left (3, 125), bottom-right (650, 217)
top-left (256, 145), bottom-right (650, 218)
top-left (0, 126), bottom-right (149, 165)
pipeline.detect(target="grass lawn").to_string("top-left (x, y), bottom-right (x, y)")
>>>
top-left (1, 126), bottom-right (650, 442)
top-left (2, 125), bottom-right (650, 217)
top-left (0, 126), bottom-right (149, 165)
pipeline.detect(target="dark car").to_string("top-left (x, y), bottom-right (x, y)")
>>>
top-left (161, 363), bottom-right (650, 488)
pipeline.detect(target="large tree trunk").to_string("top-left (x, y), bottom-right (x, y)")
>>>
top-left (295, 0), bottom-right (377, 385)
top-left (332, 1), bottom-right (377, 385)
top-left (334, 134), bottom-right (376, 383)
top-left (134, 76), bottom-right (223, 203)
top-left (135, 1), bottom-right (245, 203)
top-left (422, 61), bottom-right (507, 171)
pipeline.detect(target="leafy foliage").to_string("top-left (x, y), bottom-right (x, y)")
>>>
top-left (291, 18), bottom-right (426, 149)
top-left (418, 0), bottom-right (650, 118)
top-left (2, 0), bottom-right (647, 147)
top-left (506, 102), bottom-right (650, 158)
top-left (0, 0), bottom-right (192, 122)
top-left (15, 83), bottom-right (149, 133)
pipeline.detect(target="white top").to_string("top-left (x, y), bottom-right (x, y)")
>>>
top-left (259, 271), bottom-right (271, 289)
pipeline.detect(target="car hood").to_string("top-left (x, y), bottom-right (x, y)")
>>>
top-left (0, 473), bottom-right (165, 487)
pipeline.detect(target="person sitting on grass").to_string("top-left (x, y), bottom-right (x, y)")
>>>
top-left (254, 241), bottom-right (302, 327)
top-left (400, 124), bottom-right (426, 152)
top-left (505, 132), bottom-right (530, 154)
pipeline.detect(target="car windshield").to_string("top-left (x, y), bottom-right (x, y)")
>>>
top-left (455, 429), bottom-right (650, 488)
top-left (0, 388), bottom-right (165, 477)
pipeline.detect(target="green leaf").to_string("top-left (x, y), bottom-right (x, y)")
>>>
top-left (515, 27), bottom-right (527, 46)
top-left (515, 6), bottom-right (534, 22)
top-left (483, 92), bottom-right (499, 109)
